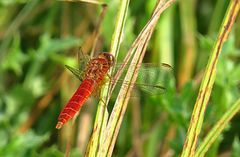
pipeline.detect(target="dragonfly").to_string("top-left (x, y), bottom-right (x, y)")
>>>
top-left (56, 51), bottom-right (171, 129)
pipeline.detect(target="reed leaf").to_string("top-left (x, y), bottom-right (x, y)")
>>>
top-left (59, 0), bottom-right (106, 5)
top-left (181, 1), bottom-right (240, 156)
top-left (85, 0), bottom-right (130, 156)
top-left (98, 0), bottom-right (175, 156)
top-left (194, 98), bottom-right (240, 157)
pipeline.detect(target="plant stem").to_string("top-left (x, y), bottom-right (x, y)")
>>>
top-left (181, 1), bottom-right (240, 156)
top-left (99, 1), bottom-right (175, 156)
top-left (85, 0), bottom-right (130, 156)
top-left (177, 0), bottom-right (197, 89)
top-left (194, 98), bottom-right (240, 157)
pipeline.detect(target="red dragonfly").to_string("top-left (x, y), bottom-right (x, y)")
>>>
top-left (56, 53), bottom-right (114, 129)
top-left (56, 52), bottom-right (171, 129)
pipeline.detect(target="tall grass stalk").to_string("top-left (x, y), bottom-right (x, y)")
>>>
top-left (178, 0), bottom-right (197, 89)
top-left (98, 0), bottom-right (175, 156)
top-left (59, 0), bottom-right (105, 5)
top-left (181, 0), bottom-right (240, 156)
top-left (86, 0), bottom-right (130, 156)
top-left (194, 98), bottom-right (240, 157)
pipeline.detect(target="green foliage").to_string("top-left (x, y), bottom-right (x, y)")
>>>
top-left (0, 131), bottom-right (49, 157)
top-left (1, 34), bottom-right (28, 76)
top-left (232, 137), bottom-right (240, 157)
top-left (0, 0), bottom-right (28, 6)
top-left (0, 22), bottom-right (80, 156)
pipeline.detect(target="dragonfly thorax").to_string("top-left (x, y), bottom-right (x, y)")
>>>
top-left (84, 55), bottom-right (113, 84)
top-left (98, 53), bottom-right (115, 67)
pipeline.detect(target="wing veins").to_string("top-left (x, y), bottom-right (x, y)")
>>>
top-left (65, 65), bottom-right (84, 81)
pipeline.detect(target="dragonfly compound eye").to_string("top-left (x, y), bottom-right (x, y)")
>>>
top-left (100, 52), bottom-right (115, 66)
top-left (107, 54), bottom-right (115, 66)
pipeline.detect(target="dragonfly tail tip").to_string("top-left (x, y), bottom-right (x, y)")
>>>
top-left (56, 122), bottom-right (63, 129)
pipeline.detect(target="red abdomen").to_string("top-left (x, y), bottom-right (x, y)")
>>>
top-left (56, 79), bottom-right (95, 129)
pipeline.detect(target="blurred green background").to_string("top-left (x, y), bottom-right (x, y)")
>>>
top-left (0, 0), bottom-right (240, 157)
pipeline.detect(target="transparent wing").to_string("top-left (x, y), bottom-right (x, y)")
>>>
top-left (110, 63), bottom-right (173, 96)
top-left (65, 47), bottom-right (91, 81)
top-left (65, 65), bottom-right (84, 81)
top-left (136, 63), bottom-right (172, 95)
top-left (77, 47), bottom-right (90, 71)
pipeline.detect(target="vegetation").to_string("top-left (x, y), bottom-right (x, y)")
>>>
top-left (0, 0), bottom-right (239, 157)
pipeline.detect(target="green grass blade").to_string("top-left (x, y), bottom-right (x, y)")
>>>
top-left (98, 1), bottom-right (175, 156)
top-left (178, 0), bottom-right (197, 89)
top-left (85, 0), bottom-right (130, 156)
top-left (194, 98), bottom-right (240, 157)
top-left (58, 0), bottom-right (106, 5)
top-left (181, 1), bottom-right (240, 156)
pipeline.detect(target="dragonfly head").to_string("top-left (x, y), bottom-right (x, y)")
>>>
top-left (99, 52), bottom-right (115, 67)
